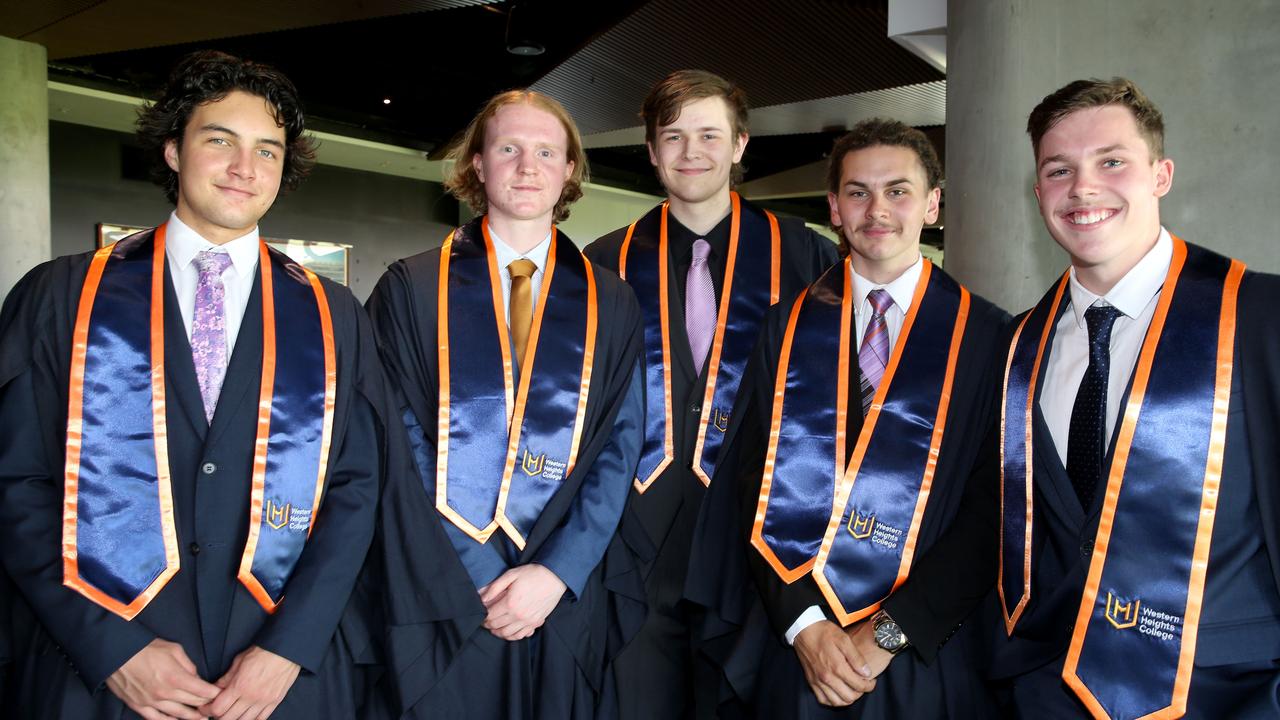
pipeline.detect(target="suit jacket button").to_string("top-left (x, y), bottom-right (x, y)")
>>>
top-left (689, 404), bottom-right (702, 414)
top-left (189, 542), bottom-right (201, 556)
top-left (201, 462), bottom-right (217, 475)
top-left (1081, 539), bottom-right (1094, 557)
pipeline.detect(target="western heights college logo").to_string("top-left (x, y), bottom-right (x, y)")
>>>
top-left (1102, 590), bottom-right (1183, 641)
top-left (521, 447), bottom-right (567, 482)
top-left (848, 510), bottom-right (876, 540)
top-left (265, 498), bottom-right (312, 532)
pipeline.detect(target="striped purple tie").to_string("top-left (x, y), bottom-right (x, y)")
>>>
top-left (686, 238), bottom-right (716, 376)
top-left (191, 250), bottom-right (233, 424)
top-left (858, 288), bottom-right (893, 416)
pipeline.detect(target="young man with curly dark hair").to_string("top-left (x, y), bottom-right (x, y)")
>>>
top-left (0, 50), bottom-right (383, 719)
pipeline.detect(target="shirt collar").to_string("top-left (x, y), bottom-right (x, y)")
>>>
top-left (489, 225), bottom-right (553, 274)
top-left (1067, 227), bottom-right (1172, 328)
top-left (667, 209), bottom-right (732, 260)
top-left (849, 253), bottom-right (924, 314)
top-left (165, 212), bottom-right (261, 277)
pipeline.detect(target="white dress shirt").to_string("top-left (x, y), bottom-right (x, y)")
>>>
top-left (164, 212), bottom-right (261, 356)
top-left (489, 227), bottom-right (553, 325)
top-left (785, 253), bottom-right (924, 645)
top-left (1040, 228), bottom-right (1172, 466)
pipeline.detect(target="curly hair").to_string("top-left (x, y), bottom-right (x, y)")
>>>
top-left (136, 50), bottom-right (317, 204)
top-left (1026, 77), bottom-right (1165, 162)
top-left (825, 118), bottom-right (943, 196)
top-left (641, 69), bottom-right (750, 186)
top-left (443, 90), bottom-right (588, 224)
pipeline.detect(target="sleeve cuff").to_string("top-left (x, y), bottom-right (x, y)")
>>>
top-left (784, 605), bottom-right (828, 645)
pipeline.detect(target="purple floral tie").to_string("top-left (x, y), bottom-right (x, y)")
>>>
top-left (685, 238), bottom-right (716, 376)
top-left (858, 289), bottom-right (893, 416)
top-left (191, 250), bottom-right (233, 424)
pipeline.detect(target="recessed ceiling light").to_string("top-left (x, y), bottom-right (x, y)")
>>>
top-left (382, 98), bottom-right (392, 105)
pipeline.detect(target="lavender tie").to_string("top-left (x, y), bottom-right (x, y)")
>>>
top-left (685, 238), bottom-right (716, 376)
top-left (191, 250), bottom-right (234, 424)
top-left (858, 288), bottom-right (893, 416)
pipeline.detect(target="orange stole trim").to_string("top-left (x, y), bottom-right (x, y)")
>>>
top-left (1061, 241), bottom-right (1242, 720)
top-left (63, 225), bottom-right (180, 620)
top-left (235, 246), bottom-right (338, 613)
top-left (690, 191), bottom-right (780, 487)
top-left (238, 243), bottom-right (280, 612)
top-left (494, 229), bottom-right (561, 549)
top-left (625, 206), bottom-right (676, 493)
top-left (566, 260), bottom-right (598, 477)
top-left (750, 259), bottom-right (856, 582)
top-left (812, 261), bottom-right (964, 625)
top-left (999, 272), bottom-right (1069, 634)
top-left (750, 289), bottom-right (817, 582)
top-left (767, 210), bottom-right (781, 305)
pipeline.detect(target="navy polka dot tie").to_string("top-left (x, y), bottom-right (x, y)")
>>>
top-left (1066, 303), bottom-right (1123, 510)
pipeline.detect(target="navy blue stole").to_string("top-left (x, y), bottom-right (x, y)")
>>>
top-left (434, 217), bottom-right (596, 549)
top-left (751, 259), bottom-right (969, 625)
top-left (63, 223), bottom-right (336, 619)
top-left (1001, 238), bottom-right (1244, 719)
top-left (618, 191), bottom-right (780, 491)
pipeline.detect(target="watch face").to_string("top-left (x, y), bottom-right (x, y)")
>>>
top-left (875, 620), bottom-right (904, 651)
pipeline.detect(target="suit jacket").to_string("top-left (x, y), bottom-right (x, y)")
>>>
top-left (885, 244), bottom-right (1280, 712)
top-left (363, 221), bottom-right (647, 719)
top-left (0, 230), bottom-right (383, 719)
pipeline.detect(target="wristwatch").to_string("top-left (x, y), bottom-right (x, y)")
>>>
top-left (871, 609), bottom-right (910, 655)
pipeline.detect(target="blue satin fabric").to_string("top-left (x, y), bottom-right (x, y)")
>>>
top-left (624, 204), bottom-right (676, 487)
top-left (75, 237), bottom-right (170, 605)
top-left (624, 195), bottom-right (776, 489)
top-left (440, 219), bottom-right (590, 544)
top-left (757, 262), bottom-right (847, 573)
top-left (1073, 244), bottom-right (1235, 718)
top-left (440, 222), bottom-right (510, 536)
top-left (695, 198), bottom-right (775, 482)
top-left (816, 268), bottom-right (966, 620)
top-left (249, 250), bottom-right (331, 603)
top-left (501, 231), bottom-right (592, 543)
top-left (1000, 277), bottom-right (1067, 622)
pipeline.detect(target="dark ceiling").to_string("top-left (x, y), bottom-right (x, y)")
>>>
top-left (4, 0), bottom-right (945, 224)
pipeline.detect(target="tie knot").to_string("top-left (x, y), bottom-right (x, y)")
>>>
top-left (867, 288), bottom-right (893, 315)
top-left (1084, 303), bottom-right (1123, 345)
top-left (691, 238), bottom-right (711, 263)
top-left (508, 258), bottom-right (537, 279)
top-left (193, 250), bottom-right (232, 278)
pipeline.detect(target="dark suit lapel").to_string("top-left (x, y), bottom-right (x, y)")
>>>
top-left (206, 265), bottom-right (263, 450)
top-left (1030, 307), bottom-right (1087, 528)
top-left (163, 263), bottom-right (208, 443)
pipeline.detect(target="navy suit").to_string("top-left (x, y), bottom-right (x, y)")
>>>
top-left (987, 262), bottom-right (1280, 718)
top-left (0, 232), bottom-right (383, 718)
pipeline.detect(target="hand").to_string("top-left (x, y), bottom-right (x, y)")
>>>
top-left (793, 620), bottom-right (876, 707)
top-left (200, 645), bottom-right (300, 720)
top-left (846, 618), bottom-right (896, 680)
top-left (478, 564), bottom-right (567, 641)
top-left (106, 638), bottom-right (220, 720)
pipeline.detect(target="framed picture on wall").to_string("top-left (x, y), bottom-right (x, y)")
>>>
top-left (96, 222), bottom-right (148, 248)
top-left (93, 223), bottom-right (352, 286)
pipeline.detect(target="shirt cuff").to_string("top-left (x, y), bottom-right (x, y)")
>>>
top-left (785, 605), bottom-right (828, 645)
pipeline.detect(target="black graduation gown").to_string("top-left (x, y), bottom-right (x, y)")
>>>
top-left (692, 262), bottom-right (1009, 718)
top-left (364, 221), bottom-right (646, 720)
top-left (0, 230), bottom-right (385, 719)
top-left (584, 201), bottom-right (837, 717)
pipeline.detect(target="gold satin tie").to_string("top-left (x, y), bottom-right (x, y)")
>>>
top-left (508, 258), bottom-right (537, 372)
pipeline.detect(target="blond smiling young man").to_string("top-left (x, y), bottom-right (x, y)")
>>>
top-left (365, 90), bottom-right (646, 719)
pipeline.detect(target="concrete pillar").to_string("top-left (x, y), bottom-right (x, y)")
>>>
top-left (944, 1), bottom-right (1280, 313)
top-left (0, 35), bottom-right (50, 303)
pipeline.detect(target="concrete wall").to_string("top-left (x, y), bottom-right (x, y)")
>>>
top-left (945, 0), bottom-right (1280, 313)
top-left (50, 121), bottom-right (456, 301)
top-left (0, 36), bottom-right (50, 301)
